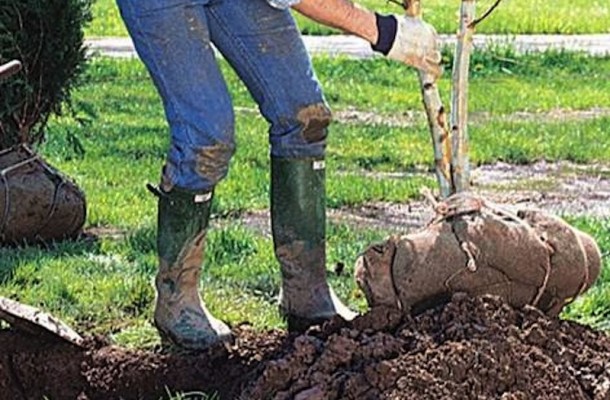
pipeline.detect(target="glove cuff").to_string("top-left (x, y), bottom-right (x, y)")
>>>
top-left (371, 14), bottom-right (398, 56)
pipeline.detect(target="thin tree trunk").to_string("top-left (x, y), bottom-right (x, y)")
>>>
top-left (450, 0), bottom-right (476, 192)
top-left (404, 0), bottom-right (454, 198)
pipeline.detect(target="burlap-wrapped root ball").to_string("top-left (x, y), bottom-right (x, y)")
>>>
top-left (0, 145), bottom-right (86, 244)
top-left (355, 192), bottom-right (601, 317)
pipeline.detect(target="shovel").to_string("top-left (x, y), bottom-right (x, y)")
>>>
top-left (0, 297), bottom-right (84, 347)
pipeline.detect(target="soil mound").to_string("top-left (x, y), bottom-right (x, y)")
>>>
top-left (245, 295), bottom-right (610, 400)
top-left (2, 296), bottom-right (610, 399)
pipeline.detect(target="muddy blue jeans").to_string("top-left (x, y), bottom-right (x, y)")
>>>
top-left (116, 0), bottom-right (331, 192)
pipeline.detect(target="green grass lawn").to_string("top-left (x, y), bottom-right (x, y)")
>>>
top-left (1, 50), bottom-right (609, 350)
top-left (89, 0), bottom-right (610, 37)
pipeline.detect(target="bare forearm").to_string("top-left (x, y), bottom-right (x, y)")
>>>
top-left (293, 0), bottom-right (378, 44)
top-left (292, 0), bottom-right (442, 79)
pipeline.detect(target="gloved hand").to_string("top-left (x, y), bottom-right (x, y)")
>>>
top-left (372, 14), bottom-right (443, 80)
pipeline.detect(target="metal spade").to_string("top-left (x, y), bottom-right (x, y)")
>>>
top-left (0, 297), bottom-right (84, 347)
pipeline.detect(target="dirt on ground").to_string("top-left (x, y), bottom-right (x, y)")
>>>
top-left (239, 160), bottom-right (610, 236)
top-left (2, 295), bottom-right (610, 400)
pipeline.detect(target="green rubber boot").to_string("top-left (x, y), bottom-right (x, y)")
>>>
top-left (152, 186), bottom-right (232, 350)
top-left (271, 157), bottom-right (357, 332)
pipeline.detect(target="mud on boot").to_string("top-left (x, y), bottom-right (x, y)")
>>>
top-left (279, 281), bottom-right (357, 332)
top-left (271, 157), bottom-right (356, 332)
top-left (151, 185), bottom-right (232, 350)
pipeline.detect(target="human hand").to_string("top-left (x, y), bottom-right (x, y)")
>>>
top-left (373, 15), bottom-right (443, 80)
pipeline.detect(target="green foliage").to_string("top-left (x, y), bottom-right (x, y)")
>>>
top-left (562, 218), bottom-right (610, 329)
top-left (166, 391), bottom-right (219, 400)
top-left (456, 46), bottom-right (610, 78)
top-left (89, 0), bottom-right (610, 37)
top-left (0, 0), bottom-right (92, 149)
top-left (295, 0), bottom-right (610, 35)
top-left (313, 50), bottom-right (610, 115)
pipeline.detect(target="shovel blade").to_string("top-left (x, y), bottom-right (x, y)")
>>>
top-left (0, 297), bottom-right (84, 347)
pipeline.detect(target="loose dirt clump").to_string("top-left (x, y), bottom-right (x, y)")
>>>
top-left (2, 296), bottom-right (610, 399)
top-left (244, 295), bottom-right (610, 400)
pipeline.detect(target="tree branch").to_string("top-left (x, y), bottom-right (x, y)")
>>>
top-left (470, 0), bottom-right (503, 28)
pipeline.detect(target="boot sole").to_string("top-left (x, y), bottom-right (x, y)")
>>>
top-left (285, 314), bottom-right (330, 333)
top-left (155, 322), bottom-right (232, 351)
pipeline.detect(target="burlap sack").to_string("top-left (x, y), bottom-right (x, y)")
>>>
top-left (0, 145), bottom-right (86, 244)
top-left (355, 193), bottom-right (601, 316)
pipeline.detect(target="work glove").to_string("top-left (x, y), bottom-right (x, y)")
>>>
top-left (372, 14), bottom-right (443, 80)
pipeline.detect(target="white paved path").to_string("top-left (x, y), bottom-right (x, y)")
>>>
top-left (87, 34), bottom-right (610, 59)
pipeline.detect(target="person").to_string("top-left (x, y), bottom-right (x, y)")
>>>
top-left (116, 0), bottom-right (441, 350)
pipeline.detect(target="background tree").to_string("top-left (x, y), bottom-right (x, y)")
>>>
top-left (0, 0), bottom-right (92, 149)
top-left (0, 0), bottom-right (91, 244)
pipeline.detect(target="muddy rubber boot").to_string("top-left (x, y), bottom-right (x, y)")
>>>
top-left (152, 186), bottom-right (232, 350)
top-left (271, 157), bottom-right (357, 332)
